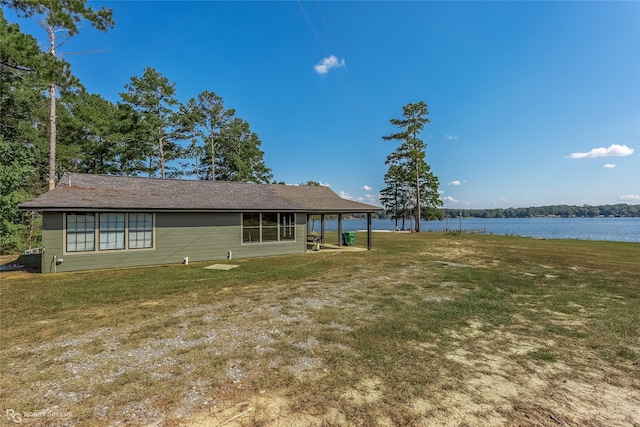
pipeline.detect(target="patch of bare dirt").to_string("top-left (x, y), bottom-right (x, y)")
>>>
top-left (176, 316), bottom-right (639, 427)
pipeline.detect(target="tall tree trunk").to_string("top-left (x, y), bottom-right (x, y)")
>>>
top-left (394, 184), bottom-right (398, 230)
top-left (415, 164), bottom-right (421, 232)
top-left (48, 83), bottom-right (56, 190)
top-left (158, 135), bottom-right (165, 178)
top-left (414, 126), bottom-right (421, 232)
top-left (46, 23), bottom-right (57, 190)
top-left (210, 137), bottom-right (216, 181)
top-left (195, 148), bottom-right (199, 179)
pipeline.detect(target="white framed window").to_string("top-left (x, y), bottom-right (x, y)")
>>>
top-left (261, 213), bottom-right (279, 242)
top-left (242, 213), bottom-right (261, 243)
top-left (129, 213), bottom-right (153, 249)
top-left (280, 213), bottom-right (295, 240)
top-left (65, 212), bottom-right (155, 253)
top-left (99, 213), bottom-right (125, 250)
top-left (66, 213), bottom-right (95, 252)
top-left (242, 213), bottom-right (295, 243)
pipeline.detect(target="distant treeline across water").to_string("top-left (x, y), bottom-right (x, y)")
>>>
top-left (443, 204), bottom-right (640, 218)
top-left (321, 217), bottom-right (640, 242)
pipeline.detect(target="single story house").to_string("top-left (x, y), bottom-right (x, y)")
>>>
top-left (19, 173), bottom-right (381, 273)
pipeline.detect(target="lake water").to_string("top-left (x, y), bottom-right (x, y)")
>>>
top-left (318, 217), bottom-right (640, 243)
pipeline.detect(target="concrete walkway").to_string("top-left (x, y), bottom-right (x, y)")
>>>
top-left (306, 243), bottom-right (367, 253)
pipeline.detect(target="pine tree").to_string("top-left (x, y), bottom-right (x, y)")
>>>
top-left (382, 101), bottom-right (442, 231)
top-left (179, 92), bottom-right (272, 183)
top-left (380, 163), bottom-right (412, 230)
top-left (0, 9), bottom-right (51, 252)
top-left (216, 118), bottom-right (272, 183)
top-left (177, 90), bottom-right (235, 180)
top-left (1, 0), bottom-right (114, 189)
top-left (121, 68), bottom-right (181, 178)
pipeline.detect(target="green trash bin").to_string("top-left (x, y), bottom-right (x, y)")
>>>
top-left (342, 231), bottom-right (355, 246)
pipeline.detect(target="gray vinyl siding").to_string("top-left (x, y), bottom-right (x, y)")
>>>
top-left (40, 212), bottom-right (307, 273)
top-left (41, 212), bottom-right (64, 273)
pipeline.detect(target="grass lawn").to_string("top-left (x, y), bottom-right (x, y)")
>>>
top-left (1, 232), bottom-right (639, 426)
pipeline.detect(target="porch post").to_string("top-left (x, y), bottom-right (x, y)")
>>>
top-left (367, 213), bottom-right (372, 250)
top-left (320, 214), bottom-right (325, 244)
top-left (337, 213), bottom-right (343, 246)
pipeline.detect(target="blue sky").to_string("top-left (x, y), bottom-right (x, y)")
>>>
top-left (7, 1), bottom-right (640, 208)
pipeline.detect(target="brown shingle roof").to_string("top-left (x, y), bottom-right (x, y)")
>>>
top-left (19, 173), bottom-right (381, 213)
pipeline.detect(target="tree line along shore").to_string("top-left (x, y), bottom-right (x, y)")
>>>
top-left (443, 204), bottom-right (640, 219)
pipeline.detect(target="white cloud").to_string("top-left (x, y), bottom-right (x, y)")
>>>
top-left (339, 191), bottom-right (353, 200)
top-left (357, 194), bottom-right (379, 204)
top-left (443, 196), bottom-right (458, 203)
top-left (445, 134), bottom-right (459, 141)
top-left (603, 164), bottom-right (616, 169)
top-left (314, 55), bottom-right (346, 75)
top-left (362, 185), bottom-right (373, 191)
top-left (569, 144), bottom-right (634, 159)
top-left (448, 180), bottom-right (462, 186)
top-left (620, 194), bottom-right (640, 201)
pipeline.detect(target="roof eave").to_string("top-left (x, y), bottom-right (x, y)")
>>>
top-left (19, 206), bottom-right (382, 213)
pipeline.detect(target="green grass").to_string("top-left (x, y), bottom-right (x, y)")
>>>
top-left (528, 349), bottom-right (556, 363)
top-left (1, 232), bottom-right (639, 426)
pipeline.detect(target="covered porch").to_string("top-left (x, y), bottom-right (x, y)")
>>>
top-left (306, 212), bottom-right (374, 251)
